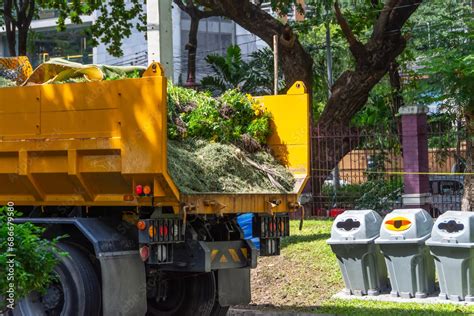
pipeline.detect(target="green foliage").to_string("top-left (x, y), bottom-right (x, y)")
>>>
top-left (201, 45), bottom-right (284, 96)
top-left (246, 48), bottom-right (285, 95)
top-left (201, 45), bottom-right (248, 95)
top-left (323, 179), bottom-right (403, 212)
top-left (0, 77), bottom-right (16, 88)
top-left (167, 83), bottom-right (272, 145)
top-left (1, 0), bottom-right (146, 57)
top-left (0, 207), bottom-right (62, 310)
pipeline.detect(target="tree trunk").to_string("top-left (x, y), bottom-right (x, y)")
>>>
top-left (2, 0), bottom-right (35, 57)
top-left (5, 21), bottom-right (16, 56)
top-left (462, 111), bottom-right (474, 211)
top-left (185, 15), bottom-right (200, 86)
top-left (4, 0), bottom-right (17, 56)
top-left (18, 27), bottom-right (29, 56)
top-left (174, 0), bottom-right (219, 87)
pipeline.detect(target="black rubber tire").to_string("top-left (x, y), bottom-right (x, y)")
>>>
top-left (147, 272), bottom-right (216, 316)
top-left (12, 242), bottom-right (101, 316)
top-left (210, 302), bottom-right (230, 316)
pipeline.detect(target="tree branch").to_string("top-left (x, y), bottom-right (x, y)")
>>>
top-left (173, 0), bottom-right (188, 13)
top-left (372, 0), bottom-right (399, 39)
top-left (372, 0), bottom-right (421, 40)
top-left (24, 0), bottom-right (34, 29)
top-left (334, 1), bottom-right (368, 65)
top-left (174, 0), bottom-right (220, 19)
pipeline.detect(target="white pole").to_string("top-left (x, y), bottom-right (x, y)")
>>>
top-left (147, 0), bottom-right (174, 80)
top-left (273, 34), bottom-right (278, 95)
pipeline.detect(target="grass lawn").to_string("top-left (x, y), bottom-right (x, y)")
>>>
top-left (248, 219), bottom-right (474, 315)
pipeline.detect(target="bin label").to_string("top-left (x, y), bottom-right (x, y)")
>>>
top-left (438, 219), bottom-right (464, 233)
top-left (336, 218), bottom-right (360, 231)
top-left (385, 216), bottom-right (412, 231)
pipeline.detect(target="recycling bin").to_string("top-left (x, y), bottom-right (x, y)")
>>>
top-left (426, 211), bottom-right (474, 302)
top-left (375, 209), bottom-right (435, 298)
top-left (327, 210), bottom-right (388, 296)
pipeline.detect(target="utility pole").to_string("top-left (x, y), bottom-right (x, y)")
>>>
top-left (147, 0), bottom-right (174, 80)
top-left (273, 34), bottom-right (279, 95)
top-left (325, 20), bottom-right (340, 191)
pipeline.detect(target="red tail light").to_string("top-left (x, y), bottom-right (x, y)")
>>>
top-left (135, 185), bottom-right (143, 196)
top-left (159, 225), bottom-right (169, 237)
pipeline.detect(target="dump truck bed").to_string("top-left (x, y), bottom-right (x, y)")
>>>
top-left (0, 63), bottom-right (309, 214)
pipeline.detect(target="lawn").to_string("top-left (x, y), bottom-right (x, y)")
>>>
top-left (248, 219), bottom-right (474, 315)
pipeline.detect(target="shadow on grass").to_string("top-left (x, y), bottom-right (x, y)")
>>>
top-left (231, 303), bottom-right (470, 316)
top-left (281, 233), bottom-right (331, 249)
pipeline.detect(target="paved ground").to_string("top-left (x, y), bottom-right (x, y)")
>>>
top-left (333, 290), bottom-right (474, 306)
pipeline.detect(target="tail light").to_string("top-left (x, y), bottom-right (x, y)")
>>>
top-left (143, 185), bottom-right (152, 195)
top-left (135, 184), bottom-right (152, 196)
top-left (137, 220), bottom-right (146, 231)
top-left (260, 238), bottom-right (281, 256)
top-left (253, 214), bottom-right (289, 256)
top-left (139, 246), bottom-right (150, 261)
top-left (138, 217), bottom-right (184, 265)
top-left (135, 185), bottom-right (143, 196)
top-left (253, 215), bottom-right (290, 238)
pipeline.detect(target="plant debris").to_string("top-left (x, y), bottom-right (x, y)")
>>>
top-left (0, 77), bottom-right (16, 88)
top-left (168, 139), bottom-right (295, 193)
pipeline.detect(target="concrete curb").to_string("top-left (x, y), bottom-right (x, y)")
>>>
top-left (334, 290), bottom-right (474, 306)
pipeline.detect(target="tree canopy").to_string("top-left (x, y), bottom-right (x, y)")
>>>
top-left (0, 0), bottom-right (145, 56)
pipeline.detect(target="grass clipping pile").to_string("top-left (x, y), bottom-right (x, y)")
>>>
top-left (167, 84), bottom-right (295, 194)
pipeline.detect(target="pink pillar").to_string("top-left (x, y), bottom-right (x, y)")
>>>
top-left (399, 106), bottom-right (432, 211)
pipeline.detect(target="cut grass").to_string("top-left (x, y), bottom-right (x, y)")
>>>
top-left (249, 219), bottom-right (474, 315)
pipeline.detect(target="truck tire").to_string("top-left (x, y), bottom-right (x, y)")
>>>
top-left (147, 272), bottom-right (216, 316)
top-left (210, 302), bottom-right (230, 316)
top-left (12, 242), bottom-right (101, 316)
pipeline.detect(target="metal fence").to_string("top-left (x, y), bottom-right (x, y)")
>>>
top-left (307, 119), bottom-right (466, 218)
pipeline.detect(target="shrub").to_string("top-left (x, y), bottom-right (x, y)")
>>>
top-left (0, 207), bottom-right (62, 311)
top-left (322, 179), bottom-right (403, 213)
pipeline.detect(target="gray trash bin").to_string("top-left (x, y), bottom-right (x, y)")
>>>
top-left (426, 211), bottom-right (474, 302)
top-left (327, 210), bottom-right (388, 296)
top-left (375, 208), bottom-right (435, 298)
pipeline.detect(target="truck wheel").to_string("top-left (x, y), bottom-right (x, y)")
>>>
top-left (147, 272), bottom-right (216, 316)
top-left (210, 301), bottom-right (230, 316)
top-left (12, 242), bottom-right (101, 316)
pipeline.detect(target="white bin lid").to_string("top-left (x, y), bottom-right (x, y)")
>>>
top-left (426, 211), bottom-right (474, 248)
top-left (327, 210), bottom-right (382, 245)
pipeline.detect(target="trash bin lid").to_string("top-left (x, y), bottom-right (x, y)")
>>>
top-left (327, 210), bottom-right (382, 245)
top-left (375, 209), bottom-right (433, 244)
top-left (426, 211), bottom-right (474, 248)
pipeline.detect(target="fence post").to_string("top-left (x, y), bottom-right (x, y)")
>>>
top-left (399, 105), bottom-right (432, 211)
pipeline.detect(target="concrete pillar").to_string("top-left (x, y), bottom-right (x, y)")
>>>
top-left (399, 105), bottom-right (431, 210)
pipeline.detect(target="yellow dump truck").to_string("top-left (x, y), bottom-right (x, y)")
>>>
top-left (0, 62), bottom-right (309, 316)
